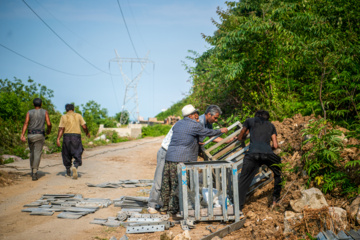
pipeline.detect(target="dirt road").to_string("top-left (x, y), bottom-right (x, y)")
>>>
top-left (0, 137), bottom-right (170, 240)
top-left (0, 136), bottom-right (248, 240)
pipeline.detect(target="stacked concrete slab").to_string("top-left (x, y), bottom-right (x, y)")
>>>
top-left (86, 179), bottom-right (153, 188)
top-left (113, 196), bottom-right (149, 212)
top-left (21, 194), bottom-right (112, 219)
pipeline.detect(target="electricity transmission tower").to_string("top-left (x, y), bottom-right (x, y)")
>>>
top-left (110, 50), bottom-right (153, 124)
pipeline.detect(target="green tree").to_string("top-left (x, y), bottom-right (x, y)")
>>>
top-left (155, 98), bottom-right (190, 121)
top-left (0, 78), bottom-right (56, 158)
top-left (81, 100), bottom-right (108, 135)
top-left (115, 111), bottom-right (130, 125)
top-left (0, 78), bottom-right (55, 121)
top-left (187, 0), bottom-right (360, 124)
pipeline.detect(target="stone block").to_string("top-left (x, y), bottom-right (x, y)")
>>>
top-left (290, 188), bottom-right (328, 212)
top-left (30, 211), bottom-right (54, 216)
top-left (104, 221), bottom-right (121, 227)
top-left (90, 218), bottom-right (108, 225)
top-left (57, 212), bottom-right (84, 219)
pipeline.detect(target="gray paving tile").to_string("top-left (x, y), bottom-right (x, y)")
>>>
top-left (57, 212), bottom-right (84, 219)
top-left (21, 208), bottom-right (53, 212)
top-left (104, 221), bottom-right (121, 227)
top-left (39, 205), bottom-right (52, 208)
top-left (90, 218), bottom-right (108, 225)
top-left (30, 211), bottom-right (54, 216)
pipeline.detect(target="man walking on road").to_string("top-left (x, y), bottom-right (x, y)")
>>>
top-left (236, 110), bottom-right (281, 218)
top-left (56, 104), bottom-right (90, 179)
top-left (21, 98), bottom-right (52, 181)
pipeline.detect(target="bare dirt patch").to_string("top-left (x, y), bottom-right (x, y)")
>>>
top-left (0, 170), bottom-right (23, 187)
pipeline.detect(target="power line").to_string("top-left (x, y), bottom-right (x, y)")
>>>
top-left (22, 0), bottom-right (111, 75)
top-left (33, 0), bottom-right (109, 52)
top-left (0, 43), bottom-right (101, 77)
top-left (126, 0), bottom-right (148, 51)
top-left (116, 0), bottom-right (139, 59)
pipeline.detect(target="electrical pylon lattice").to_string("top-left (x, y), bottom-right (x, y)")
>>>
top-left (110, 50), bottom-right (153, 124)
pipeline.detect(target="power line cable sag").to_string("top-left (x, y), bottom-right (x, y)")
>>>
top-left (116, 0), bottom-right (139, 59)
top-left (126, 0), bottom-right (148, 51)
top-left (0, 43), bottom-right (101, 77)
top-left (22, 0), bottom-right (111, 75)
top-left (32, 0), bottom-right (109, 52)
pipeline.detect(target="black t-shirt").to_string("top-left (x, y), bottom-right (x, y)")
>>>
top-left (243, 117), bottom-right (277, 153)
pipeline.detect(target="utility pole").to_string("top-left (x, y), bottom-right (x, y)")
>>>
top-left (109, 50), bottom-right (153, 125)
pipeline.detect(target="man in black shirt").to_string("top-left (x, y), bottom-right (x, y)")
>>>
top-left (237, 110), bottom-right (281, 213)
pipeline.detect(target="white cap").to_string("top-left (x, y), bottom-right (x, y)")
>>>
top-left (182, 104), bottom-right (199, 117)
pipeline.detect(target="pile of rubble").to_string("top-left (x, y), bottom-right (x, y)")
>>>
top-left (91, 212), bottom-right (172, 232)
top-left (226, 114), bottom-right (360, 239)
top-left (90, 196), bottom-right (179, 240)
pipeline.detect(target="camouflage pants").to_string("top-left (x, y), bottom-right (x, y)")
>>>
top-left (160, 161), bottom-right (179, 213)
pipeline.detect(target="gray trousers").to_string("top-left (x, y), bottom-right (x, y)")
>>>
top-left (28, 134), bottom-right (45, 172)
top-left (148, 147), bottom-right (167, 208)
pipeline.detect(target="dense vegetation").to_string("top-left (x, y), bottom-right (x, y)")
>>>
top-left (0, 78), bottom-right (56, 158)
top-left (183, 0), bottom-right (360, 197)
top-left (155, 98), bottom-right (191, 121)
top-left (158, 0), bottom-right (360, 197)
top-left (142, 124), bottom-right (172, 138)
top-left (186, 0), bottom-right (359, 125)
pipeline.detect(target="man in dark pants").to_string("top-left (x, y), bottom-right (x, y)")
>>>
top-left (56, 104), bottom-right (90, 179)
top-left (21, 98), bottom-right (52, 181)
top-left (160, 104), bottom-right (229, 214)
top-left (237, 110), bottom-right (281, 217)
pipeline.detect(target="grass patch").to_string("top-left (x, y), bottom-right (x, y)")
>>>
top-left (142, 124), bottom-right (172, 137)
top-left (0, 157), bottom-right (15, 165)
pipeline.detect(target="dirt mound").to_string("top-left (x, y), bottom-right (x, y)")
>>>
top-left (228, 114), bottom-right (360, 239)
top-left (273, 113), bottom-right (317, 152)
top-left (0, 170), bottom-right (23, 187)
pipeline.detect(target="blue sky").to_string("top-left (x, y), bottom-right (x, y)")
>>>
top-left (0, 0), bottom-right (227, 120)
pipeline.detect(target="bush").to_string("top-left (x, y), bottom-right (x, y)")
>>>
top-left (155, 98), bottom-right (190, 121)
top-left (142, 124), bottom-right (172, 137)
top-left (101, 130), bottom-right (129, 143)
top-left (0, 157), bottom-right (15, 165)
top-left (301, 119), bottom-right (358, 197)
